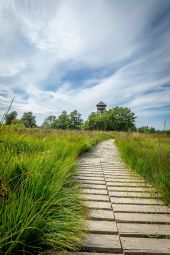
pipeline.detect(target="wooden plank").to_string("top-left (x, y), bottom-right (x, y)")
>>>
top-left (89, 209), bottom-right (114, 221)
top-left (78, 173), bottom-right (103, 176)
top-left (79, 169), bottom-right (102, 171)
top-left (81, 194), bottom-right (109, 202)
top-left (102, 164), bottom-right (126, 167)
top-left (105, 177), bottom-right (143, 181)
top-left (86, 220), bottom-right (117, 234)
top-left (109, 191), bottom-right (160, 199)
top-left (103, 171), bottom-right (130, 174)
top-left (79, 180), bottom-right (105, 185)
top-left (112, 204), bottom-right (170, 214)
top-left (111, 197), bottom-right (164, 205)
top-left (107, 182), bottom-right (151, 187)
top-left (83, 234), bottom-right (122, 253)
top-left (57, 251), bottom-right (123, 255)
top-left (106, 179), bottom-right (146, 183)
top-left (79, 168), bottom-right (102, 171)
top-left (108, 186), bottom-right (154, 192)
top-left (78, 176), bottom-right (105, 181)
top-left (79, 166), bottom-right (101, 169)
top-left (121, 237), bottom-right (170, 254)
top-left (104, 174), bottom-right (133, 177)
top-left (102, 167), bottom-right (131, 170)
top-left (103, 169), bottom-right (129, 172)
top-left (103, 167), bottom-right (127, 170)
top-left (115, 212), bottom-right (170, 224)
top-left (81, 189), bottom-right (108, 195)
top-left (103, 166), bottom-right (127, 169)
top-left (57, 252), bottom-right (123, 255)
top-left (80, 184), bottom-right (106, 189)
top-left (84, 201), bottom-right (112, 210)
top-left (118, 223), bottom-right (170, 237)
top-left (79, 169), bottom-right (103, 172)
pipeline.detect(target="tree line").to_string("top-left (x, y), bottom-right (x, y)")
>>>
top-left (42, 110), bottom-right (83, 129)
top-left (2, 106), bottom-right (166, 133)
top-left (3, 110), bottom-right (83, 129)
top-left (3, 111), bottom-right (36, 128)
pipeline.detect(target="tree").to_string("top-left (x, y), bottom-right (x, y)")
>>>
top-left (138, 126), bottom-right (156, 134)
top-left (21, 112), bottom-right (36, 128)
top-left (85, 107), bottom-right (136, 131)
top-left (42, 115), bottom-right (56, 128)
top-left (83, 112), bottom-right (97, 130)
top-left (68, 110), bottom-right (83, 130)
top-left (107, 107), bottom-right (136, 131)
top-left (4, 111), bottom-right (17, 125)
top-left (53, 111), bottom-right (69, 130)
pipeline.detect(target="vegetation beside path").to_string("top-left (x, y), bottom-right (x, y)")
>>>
top-left (1, 126), bottom-right (169, 255)
top-left (0, 127), bottom-right (113, 254)
top-left (115, 132), bottom-right (170, 205)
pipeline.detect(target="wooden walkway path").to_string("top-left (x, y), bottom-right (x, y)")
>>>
top-left (76, 139), bottom-right (170, 255)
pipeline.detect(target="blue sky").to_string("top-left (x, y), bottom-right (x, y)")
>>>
top-left (0, 0), bottom-right (170, 129)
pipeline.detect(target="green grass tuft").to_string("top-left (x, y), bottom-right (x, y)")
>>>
top-left (115, 132), bottom-right (170, 205)
top-left (0, 127), bottom-right (114, 254)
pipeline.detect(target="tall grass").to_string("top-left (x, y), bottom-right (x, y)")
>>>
top-left (115, 132), bottom-right (170, 205)
top-left (0, 127), bottom-right (113, 254)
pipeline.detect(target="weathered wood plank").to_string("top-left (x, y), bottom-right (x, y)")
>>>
top-left (115, 212), bottom-right (170, 224)
top-left (81, 189), bottom-right (108, 195)
top-left (118, 223), bottom-right (170, 237)
top-left (86, 220), bottom-right (117, 234)
top-left (78, 173), bottom-right (104, 177)
top-left (105, 177), bottom-right (143, 181)
top-left (111, 197), bottom-right (164, 205)
top-left (79, 169), bottom-right (102, 172)
top-left (108, 186), bottom-right (154, 192)
top-left (103, 171), bottom-right (130, 174)
top-left (121, 237), bottom-right (170, 254)
top-left (84, 201), bottom-right (112, 210)
top-left (105, 173), bottom-right (133, 177)
top-left (109, 191), bottom-right (161, 199)
top-left (83, 234), bottom-right (122, 253)
top-left (79, 180), bottom-right (105, 185)
top-left (81, 194), bottom-right (109, 201)
top-left (107, 179), bottom-right (146, 183)
top-left (80, 184), bottom-right (106, 189)
top-left (107, 182), bottom-right (151, 187)
top-left (57, 253), bottom-right (122, 255)
top-left (112, 204), bottom-right (170, 214)
top-left (89, 209), bottom-right (114, 220)
top-left (78, 176), bottom-right (105, 181)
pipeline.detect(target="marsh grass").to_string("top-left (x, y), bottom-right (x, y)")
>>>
top-left (115, 132), bottom-right (170, 205)
top-left (0, 127), bottom-right (113, 254)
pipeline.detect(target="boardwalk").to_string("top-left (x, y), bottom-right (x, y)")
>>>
top-left (77, 139), bottom-right (170, 255)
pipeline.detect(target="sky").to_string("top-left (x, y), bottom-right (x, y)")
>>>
top-left (0, 0), bottom-right (170, 129)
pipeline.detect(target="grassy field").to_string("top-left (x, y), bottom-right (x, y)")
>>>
top-left (1, 127), bottom-right (169, 254)
top-left (115, 132), bottom-right (170, 205)
top-left (0, 127), bottom-right (113, 255)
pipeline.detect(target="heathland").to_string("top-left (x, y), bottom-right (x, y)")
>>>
top-left (0, 127), bottom-right (169, 254)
